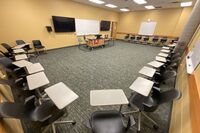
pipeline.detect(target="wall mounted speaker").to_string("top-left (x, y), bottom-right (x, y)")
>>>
top-left (46, 26), bottom-right (53, 32)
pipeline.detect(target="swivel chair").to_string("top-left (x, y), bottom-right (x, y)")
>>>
top-left (0, 57), bottom-right (27, 79)
top-left (136, 36), bottom-right (142, 44)
top-left (123, 89), bottom-right (181, 132)
top-left (87, 110), bottom-right (135, 133)
top-left (143, 36), bottom-right (149, 45)
top-left (0, 95), bottom-right (76, 133)
top-left (160, 38), bottom-right (168, 46)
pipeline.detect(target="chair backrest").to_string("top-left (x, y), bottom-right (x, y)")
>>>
top-left (16, 40), bottom-right (25, 45)
top-left (157, 89), bottom-right (181, 104)
top-left (1, 43), bottom-right (13, 53)
top-left (0, 57), bottom-right (13, 68)
top-left (32, 40), bottom-right (42, 47)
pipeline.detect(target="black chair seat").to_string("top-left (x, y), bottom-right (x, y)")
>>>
top-left (35, 46), bottom-right (45, 49)
top-left (90, 110), bottom-right (126, 133)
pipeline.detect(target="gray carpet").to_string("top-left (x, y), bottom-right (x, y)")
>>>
top-left (27, 41), bottom-right (172, 133)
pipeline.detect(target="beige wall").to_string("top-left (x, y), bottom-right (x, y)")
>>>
top-left (116, 7), bottom-right (192, 39)
top-left (0, 0), bottom-right (119, 50)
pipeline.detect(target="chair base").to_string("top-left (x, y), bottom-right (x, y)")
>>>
top-left (123, 110), bottom-right (159, 132)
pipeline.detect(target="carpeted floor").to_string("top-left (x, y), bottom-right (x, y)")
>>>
top-left (22, 41), bottom-right (173, 133)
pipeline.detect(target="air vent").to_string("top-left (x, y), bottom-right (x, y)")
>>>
top-left (155, 6), bottom-right (162, 8)
top-left (171, 1), bottom-right (181, 3)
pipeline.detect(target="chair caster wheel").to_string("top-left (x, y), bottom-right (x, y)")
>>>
top-left (153, 125), bottom-right (159, 130)
top-left (72, 122), bottom-right (76, 125)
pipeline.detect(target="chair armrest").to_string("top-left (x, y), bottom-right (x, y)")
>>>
top-left (24, 95), bottom-right (36, 110)
top-left (152, 86), bottom-right (161, 92)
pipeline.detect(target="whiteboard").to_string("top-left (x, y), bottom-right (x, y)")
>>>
top-left (139, 21), bottom-right (157, 35)
top-left (75, 19), bottom-right (100, 35)
top-left (186, 39), bottom-right (200, 74)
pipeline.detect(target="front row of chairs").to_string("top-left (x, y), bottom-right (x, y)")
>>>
top-left (0, 40), bottom-right (46, 57)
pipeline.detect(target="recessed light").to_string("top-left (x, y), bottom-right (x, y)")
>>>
top-left (120, 8), bottom-right (130, 12)
top-left (180, 1), bottom-right (192, 7)
top-left (89, 0), bottom-right (104, 4)
top-left (145, 5), bottom-right (155, 9)
top-left (105, 4), bottom-right (118, 8)
top-left (133, 0), bottom-right (147, 5)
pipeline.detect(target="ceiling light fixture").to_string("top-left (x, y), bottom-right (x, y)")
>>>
top-left (180, 1), bottom-right (192, 7)
top-left (120, 8), bottom-right (130, 12)
top-left (89, 0), bottom-right (104, 4)
top-left (133, 0), bottom-right (147, 5)
top-left (145, 5), bottom-right (155, 9)
top-left (105, 4), bottom-right (118, 8)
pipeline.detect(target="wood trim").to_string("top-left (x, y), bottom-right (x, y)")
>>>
top-left (188, 74), bottom-right (200, 133)
top-left (116, 32), bottom-right (179, 38)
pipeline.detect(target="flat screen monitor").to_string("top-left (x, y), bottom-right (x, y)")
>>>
top-left (52, 16), bottom-right (75, 32)
top-left (100, 21), bottom-right (111, 31)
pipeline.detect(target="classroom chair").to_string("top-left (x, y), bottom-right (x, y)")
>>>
top-left (32, 40), bottom-right (46, 55)
top-left (0, 56), bottom-right (27, 79)
top-left (16, 40), bottom-right (32, 54)
top-left (0, 95), bottom-right (75, 133)
top-left (160, 38), bottom-right (168, 46)
top-left (123, 88), bottom-right (181, 132)
top-left (152, 36), bottom-right (159, 46)
top-left (143, 36), bottom-right (149, 45)
top-left (87, 110), bottom-right (135, 133)
top-left (136, 36), bottom-right (142, 44)
top-left (130, 35), bottom-right (136, 43)
top-left (123, 34), bottom-right (130, 42)
top-left (1, 43), bottom-right (13, 53)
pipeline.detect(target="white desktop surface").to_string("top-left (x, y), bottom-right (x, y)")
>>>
top-left (148, 61), bottom-right (164, 68)
top-left (139, 66), bottom-right (156, 78)
top-left (168, 44), bottom-right (176, 47)
top-left (156, 56), bottom-right (167, 63)
top-left (129, 77), bottom-right (154, 97)
top-left (162, 46), bottom-right (170, 50)
top-left (45, 82), bottom-right (79, 109)
top-left (13, 49), bottom-right (25, 54)
top-left (161, 49), bottom-right (170, 53)
top-left (27, 72), bottom-right (49, 90)
top-left (12, 60), bottom-right (33, 68)
top-left (26, 63), bottom-right (44, 74)
top-left (90, 89), bottom-right (128, 106)
top-left (15, 54), bottom-right (28, 61)
top-left (12, 44), bottom-right (26, 49)
top-left (158, 53), bottom-right (169, 57)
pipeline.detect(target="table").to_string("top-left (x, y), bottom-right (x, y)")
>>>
top-left (139, 66), bottom-right (156, 78)
top-left (12, 44), bottom-right (27, 50)
top-left (156, 56), bottom-right (167, 63)
top-left (15, 54), bottom-right (28, 61)
top-left (13, 49), bottom-right (25, 54)
top-left (162, 46), bottom-right (170, 50)
top-left (27, 72), bottom-right (49, 90)
top-left (161, 49), bottom-right (170, 53)
top-left (87, 39), bottom-right (105, 48)
top-left (148, 61), bottom-right (164, 68)
top-left (45, 82), bottom-right (79, 109)
top-left (26, 63), bottom-right (44, 74)
top-left (158, 53), bottom-right (169, 58)
top-left (12, 60), bottom-right (33, 68)
top-left (129, 77), bottom-right (154, 97)
top-left (90, 89), bottom-right (128, 106)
